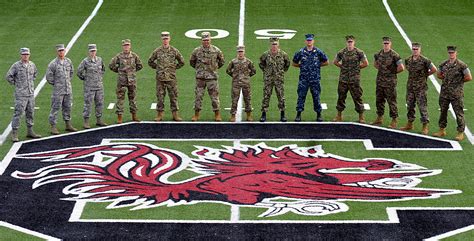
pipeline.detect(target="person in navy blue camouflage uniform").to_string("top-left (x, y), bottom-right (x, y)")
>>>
top-left (292, 34), bottom-right (329, 122)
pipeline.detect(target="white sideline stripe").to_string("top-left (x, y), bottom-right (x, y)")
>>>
top-left (382, 0), bottom-right (474, 145)
top-left (107, 103), bottom-right (115, 109)
top-left (424, 224), bottom-right (474, 241)
top-left (0, 0), bottom-right (104, 146)
top-left (0, 221), bottom-right (60, 241)
top-left (9, 107), bottom-right (40, 110)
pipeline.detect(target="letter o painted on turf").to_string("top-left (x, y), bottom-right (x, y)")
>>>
top-left (185, 29), bottom-right (230, 39)
top-left (254, 29), bottom-right (297, 40)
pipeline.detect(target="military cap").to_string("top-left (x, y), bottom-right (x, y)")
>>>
top-left (122, 39), bottom-right (131, 45)
top-left (20, 47), bottom-right (30, 55)
top-left (56, 44), bottom-right (65, 51)
top-left (382, 36), bottom-right (391, 42)
top-left (270, 37), bottom-right (279, 45)
top-left (447, 46), bottom-right (457, 52)
top-left (305, 33), bottom-right (314, 41)
top-left (237, 45), bottom-right (245, 52)
top-left (161, 31), bottom-right (170, 39)
top-left (201, 32), bottom-right (211, 40)
top-left (345, 35), bottom-right (355, 41)
top-left (88, 44), bottom-right (97, 52)
top-left (411, 42), bottom-right (421, 48)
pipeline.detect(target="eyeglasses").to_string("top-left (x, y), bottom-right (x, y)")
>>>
top-left (412, 48), bottom-right (419, 50)
top-left (383, 42), bottom-right (390, 45)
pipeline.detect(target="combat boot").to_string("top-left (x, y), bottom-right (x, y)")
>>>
top-left (389, 118), bottom-right (398, 128)
top-left (172, 111), bottom-right (182, 121)
top-left (358, 113), bottom-right (365, 124)
top-left (65, 121), bottom-right (78, 132)
top-left (333, 111), bottom-right (343, 122)
top-left (246, 112), bottom-right (253, 121)
top-left (191, 111), bottom-right (200, 121)
top-left (280, 111), bottom-right (287, 122)
top-left (131, 113), bottom-right (140, 122)
top-left (117, 114), bottom-right (123, 124)
top-left (155, 111), bottom-right (164, 122)
top-left (260, 112), bottom-right (266, 122)
top-left (371, 115), bottom-right (383, 126)
top-left (316, 112), bottom-right (323, 122)
top-left (432, 128), bottom-right (446, 137)
top-left (421, 123), bottom-right (429, 135)
top-left (11, 129), bottom-right (19, 142)
top-left (230, 114), bottom-right (236, 122)
top-left (83, 118), bottom-right (91, 129)
top-left (96, 117), bottom-right (108, 127)
top-left (295, 111), bottom-right (302, 122)
top-left (27, 127), bottom-right (41, 139)
top-left (50, 124), bottom-right (60, 135)
top-left (455, 132), bottom-right (464, 141)
top-left (400, 121), bottom-right (413, 131)
top-left (214, 111), bottom-right (222, 122)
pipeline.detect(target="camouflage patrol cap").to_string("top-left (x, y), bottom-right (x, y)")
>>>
top-left (88, 44), bottom-right (97, 52)
top-left (270, 37), bottom-right (279, 45)
top-left (345, 35), bottom-right (355, 41)
top-left (237, 45), bottom-right (245, 52)
top-left (382, 36), bottom-right (391, 42)
top-left (161, 31), bottom-right (170, 39)
top-left (122, 39), bottom-right (131, 46)
top-left (20, 47), bottom-right (30, 55)
top-left (56, 44), bottom-right (65, 51)
top-left (411, 42), bottom-right (421, 49)
top-left (447, 46), bottom-right (457, 52)
top-left (201, 32), bottom-right (211, 40)
top-left (305, 34), bottom-right (314, 41)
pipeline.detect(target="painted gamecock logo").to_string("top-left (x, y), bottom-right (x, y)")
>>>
top-left (12, 143), bottom-right (459, 217)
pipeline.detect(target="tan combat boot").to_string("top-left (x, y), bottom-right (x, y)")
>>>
top-left (214, 111), bottom-right (222, 122)
top-left (421, 123), bottom-right (429, 135)
top-left (83, 118), bottom-right (91, 129)
top-left (246, 112), bottom-right (253, 121)
top-left (155, 111), bottom-right (164, 122)
top-left (371, 115), bottom-right (383, 125)
top-left (27, 127), bottom-right (41, 138)
top-left (131, 113), bottom-right (140, 122)
top-left (358, 113), bottom-right (365, 124)
top-left (11, 129), bottom-right (19, 142)
top-left (389, 118), bottom-right (398, 128)
top-left (230, 114), bottom-right (236, 122)
top-left (191, 111), bottom-right (200, 121)
top-left (172, 111), bottom-right (182, 121)
top-left (332, 111), bottom-right (343, 122)
top-left (432, 128), bottom-right (446, 137)
top-left (51, 124), bottom-right (60, 135)
top-left (96, 117), bottom-right (108, 127)
top-left (117, 114), bottom-right (123, 124)
top-left (65, 121), bottom-right (78, 132)
top-left (455, 132), bottom-right (464, 141)
top-left (400, 121), bottom-right (414, 131)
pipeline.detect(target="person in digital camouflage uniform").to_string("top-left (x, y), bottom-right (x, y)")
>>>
top-left (109, 39), bottom-right (143, 124)
top-left (46, 44), bottom-right (77, 134)
top-left (5, 47), bottom-right (41, 142)
top-left (190, 32), bottom-right (225, 121)
top-left (226, 45), bottom-right (257, 122)
top-left (332, 35), bottom-right (369, 123)
top-left (433, 46), bottom-right (472, 141)
top-left (259, 37), bottom-right (290, 122)
top-left (399, 42), bottom-right (437, 135)
top-left (148, 31), bottom-right (185, 122)
top-left (372, 36), bottom-right (405, 128)
top-left (77, 44), bottom-right (107, 129)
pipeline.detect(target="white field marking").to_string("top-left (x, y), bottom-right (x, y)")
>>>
top-left (9, 107), bottom-right (40, 110)
top-left (224, 107), bottom-right (254, 111)
top-left (0, 221), bottom-right (60, 241)
top-left (150, 103), bottom-right (157, 110)
top-left (363, 103), bottom-right (371, 110)
top-left (425, 225), bottom-right (474, 240)
top-left (0, 0), bottom-right (104, 146)
top-left (321, 103), bottom-right (328, 110)
top-left (382, 0), bottom-right (474, 145)
top-left (107, 103), bottom-right (115, 110)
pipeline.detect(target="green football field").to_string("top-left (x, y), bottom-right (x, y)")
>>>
top-left (0, 0), bottom-right (473, 240)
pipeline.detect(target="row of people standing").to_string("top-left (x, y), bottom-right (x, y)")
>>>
top-left (6, 31), bottom-right (471, 142)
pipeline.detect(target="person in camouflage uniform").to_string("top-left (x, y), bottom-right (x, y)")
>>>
top-left (190, 32), bottom-right (225, 121)
top-left (399, 42), bottom-right (437, 135)
top-left (293, 34), bottom-right (329, 122)
top-left (259, 37), bottom-right (290, 122)
top-left (148, 31), bottom-right (185, 122)
top-left (109, 39), bottom-right (143, 124)
top-left (77, 44), bottom-right (107, 129)
top-left (332, 35), bottom-right (369, 123)
top-left (433, 46), bottom-right (472, 141)
top-left (226, 45), bottom-right (257, 122)
top-left (372, 37), bottom-right (405, 128)
top-left (46, 44), bottom-right (77, 134)
top-left (5, 47), bottom-right (41, 142)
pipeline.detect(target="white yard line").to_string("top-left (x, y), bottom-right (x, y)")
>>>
top-left (0, 0), bottom-right (104, 145)
top-left (382, 0), bottom-right (474, 145)
top-left (0, 221), bottom-right (60, 241)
